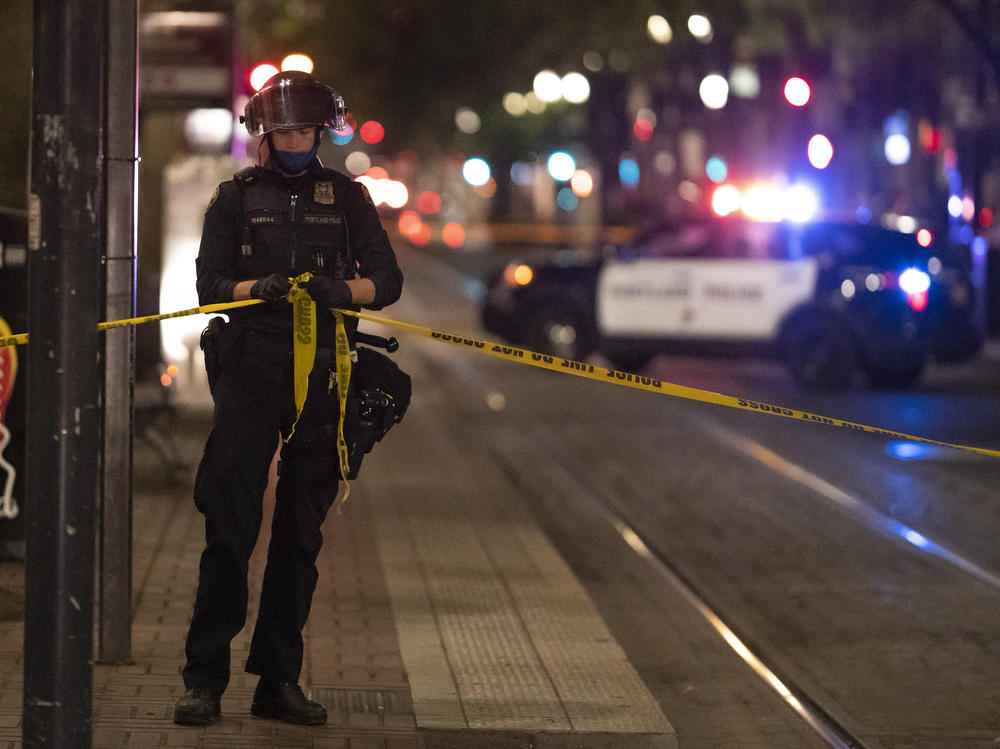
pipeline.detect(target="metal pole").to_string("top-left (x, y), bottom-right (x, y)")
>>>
top-left (98, 0), bottom-right (138, 667)
top-left (24, 0), bottom-right (105, 745)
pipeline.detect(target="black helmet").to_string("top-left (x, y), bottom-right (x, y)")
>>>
top-left (242, 70), bottom-right (346, 136)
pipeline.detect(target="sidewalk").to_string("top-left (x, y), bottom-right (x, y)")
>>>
top-left (0, 388), bottom-right (674, 748)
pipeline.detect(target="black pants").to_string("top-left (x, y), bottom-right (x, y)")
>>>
top-left (182, 354), bottom-right (339, 693)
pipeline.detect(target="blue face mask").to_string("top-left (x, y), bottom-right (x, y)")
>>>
top-left (271, 142), bottom-right (319, 174)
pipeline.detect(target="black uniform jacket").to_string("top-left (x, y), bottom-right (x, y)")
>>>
top-left (195, 159), bottom-right (403, 343)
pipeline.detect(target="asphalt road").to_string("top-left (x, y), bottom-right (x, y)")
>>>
top-left (378, 241), bottom-right (1000, 749)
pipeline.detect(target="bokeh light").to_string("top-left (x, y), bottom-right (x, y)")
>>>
top-left (807, 134), bottom-right (834, 169)
top-left (442, 223), bottom-right (466, 248)
top-left (647, 15), bottom-right (673, 43)
top-left (711, 184), bottom-right (741, 216)
top-left (503, 92), bottom-right (527, 116)
top-left (280, 54), bottom-right (313, 73)
top-left (417, 191), bottom-right (442, 214)
top-left (344, 151), bottom-right (371, 175)
top-left (688, 14), bottom-right (713, 41)
top-left (699, 74), bottom-right (729, 109)
top-left (455, 107), bottom-right (482, 134)
top-left (547, 152), bottom-right (576, 181)
top-left (633, 118), bottom-right (654, 141)
top-left (510, 162), bottom-right (536, 186)
top-left (705, 156), bottom-right (727, 183)
top-left (729, 64), bottom-right (760, 98)
top-left (398, 211), bottom-right (422, 237)
top-left (533, 70), bottom-right (563, 102)
top-left (570, 169), bottom-right (593, 198)
top-left (557, 188), bottom-right (579, 211)
top-left (619, 157), bottom-right (640, 186)
top-left (884, 133), bottom-right (911, 165)
top-left (783, 77), bottom-right (811, 107)
top-left (462, 158), bottom-right (491, 187)
top-left (249, 63), bottom-right (279, 92)
top-left (359, 120), bottom-right (384, 144)
top-left (561, 72), bottom-right (590, 103)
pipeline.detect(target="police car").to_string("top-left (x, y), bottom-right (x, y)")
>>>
top-left (481, 219), bottom-right (983, 389)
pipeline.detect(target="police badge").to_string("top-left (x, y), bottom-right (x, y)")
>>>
top-left (314, 181), bottom-right (335, 205)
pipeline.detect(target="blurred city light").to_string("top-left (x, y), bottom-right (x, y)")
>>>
top-left (355, 174), bottom-right (408, 208)
top-left (455, 107), bottom-right (482, 133)
top-left (398, 211), bottom-right (421, 236)
top-left (742, 184), bottom-right (786, 222)
top-left (330, 123), bottom-right (354, 145)
top-left (785, 183), bottom-right (819, 222)
top-left (359, 120), bottom-right (385, 144)
top-left (344, 151), bottom-right (371, 175)
top-left (280, 53), bottom-right (313, 73)
top-left (570, 169), bottom-right (594, 197)
top-left (783, 77), bottom-right (811, 107)
top-left (729, 64), bottom-right (760, 98)
top-left (547, 151), bottom-right (576, 181)
top-left (504, 264), bottom-right (534, 286)
top-left (961, 195), bottom-right (975, 221)
top-left (980, 207), bottom-right (994, 227)
top-left (503, 92), bottom-right (527, 116)
top-left (948, 194), bottom-right (963, 218)
top-left (184, 108), bottom-right (232, 149)
top-left (533, 70), bottom-right (563, 102)
top-left (699, 74), bottom-right (729, 109)
top-left (462, 157), bottom-right (492, 187)
top-left (524, 91), bottom-right (547, 113)
top-left (582, 51), bottom-right (604, 71)
top-left (884, 133), bottom-right (911, 165)
top-left (807, 134), bottom-right (834, 169)
top-left (557, 187), bottom-right (579, 211)
top-left (633, 118), bottom-right (654, 141)
top-left (249, 63), bottom-right (279, 91)
top-left (417, 191), bottom-right (441, 214)
top-left (619, 157), bottom-right (640, 186)
top-left (442, 223), bottom-right (466, 247)
top-left (705, 156), bottom-right (727, 183)
top-left (647, 15), bottom-right (673, 44)
top-left (711, 184), bottom-right (741, 216)
top-left (916, 228), bottom-right (933, 247)
top-left (474, 178), bottom-right (498, 198)
top-left (510, 161), bottom-right (536, 186)
top-left (688, 14), bottom-right (713, 42)
top-left (561, 73), bottom-right (591, 103)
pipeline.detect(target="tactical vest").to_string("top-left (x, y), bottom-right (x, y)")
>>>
top-left (234, 166), bottom-right (355, 283)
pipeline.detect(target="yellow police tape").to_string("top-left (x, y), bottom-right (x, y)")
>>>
top-left (1, 298), bottom-right (998, 461)
top-left (339, 309), bottom-right (1000, 461)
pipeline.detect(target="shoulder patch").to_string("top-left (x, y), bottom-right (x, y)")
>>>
top-left (360, 183), bottom-right (375, 207)
top-left (205, 186), bottom-right (220, 213)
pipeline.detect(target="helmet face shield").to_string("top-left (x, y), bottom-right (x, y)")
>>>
top-left (243, 72), bottom-right (347, 136)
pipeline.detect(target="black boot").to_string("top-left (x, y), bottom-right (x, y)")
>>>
top-left (173, 687), bottom-right (221, 725)
top-left (250, 679), bottom-right (327, 725)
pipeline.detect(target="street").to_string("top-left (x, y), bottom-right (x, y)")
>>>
top-left (381, 240), bottom-right (1000, 748)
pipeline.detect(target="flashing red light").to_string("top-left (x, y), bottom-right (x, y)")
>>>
top-left (360, 120), bottom-right (385, 144)
top-left (908, 291), bottom-right (928, 311)
top-left (980, 207), bottom-right (994, 228)
top-left (916, 228), bottom-right (933, 247)
top-left (249, 63), bottom-right (279, 92)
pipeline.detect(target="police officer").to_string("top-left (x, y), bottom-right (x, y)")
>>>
top-left (174, 71), bottom-right (403, 726)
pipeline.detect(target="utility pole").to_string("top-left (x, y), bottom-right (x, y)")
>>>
top-left (24, 0), bottom-right (106, 745)
top-left (99, 0), bottom-right (139, 667)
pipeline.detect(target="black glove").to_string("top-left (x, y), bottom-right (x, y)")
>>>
top-left (250, 273), bottom-right (291, 301)
top-left (303, 275), bottom-right (352, 309)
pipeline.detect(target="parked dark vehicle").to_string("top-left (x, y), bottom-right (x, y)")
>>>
top-left (481, 218), bottom-right (984, 390)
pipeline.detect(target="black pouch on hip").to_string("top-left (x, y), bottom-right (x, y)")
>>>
top-left (340, 345), bottom-right (412, 479)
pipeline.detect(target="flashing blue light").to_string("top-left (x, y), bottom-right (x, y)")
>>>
top-left (884, 133), bottom-right (911, 165)
top-left (958, 225), bottom-right (974, 243)
top-left (887, 441), bottom-right (934, 460)
top-left (705, 156), bottom-right (727, 183)
top-left (899, 268), bottom-right (931, 294)
top-left (855, 205), bottom-right (872, 225)
top-left (619, 157), bottom-right (640, 186)
top-left (972, 236), bottom-right (987, 257)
